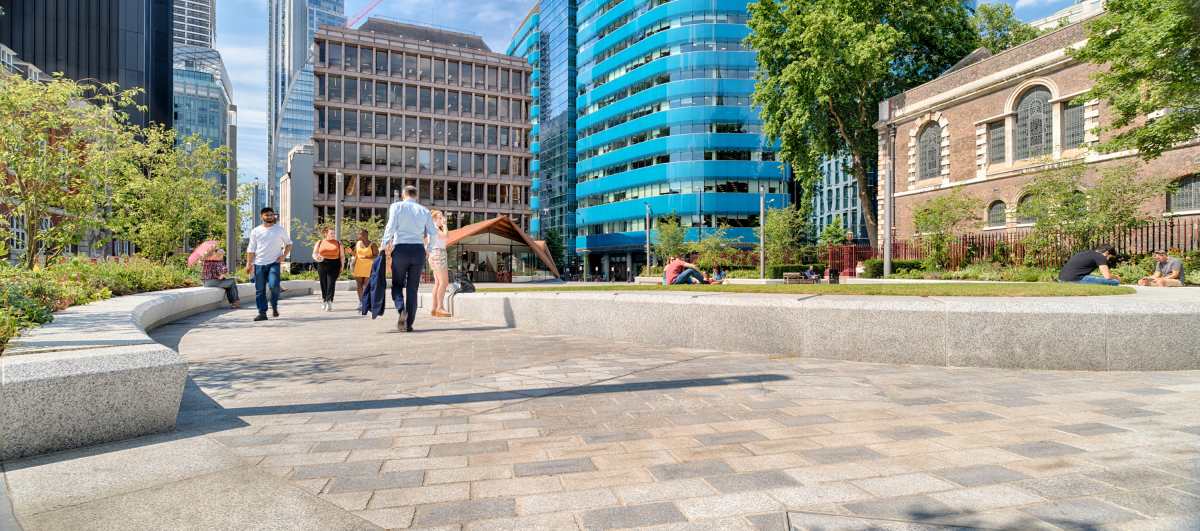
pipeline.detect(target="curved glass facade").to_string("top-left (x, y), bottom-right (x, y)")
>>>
top-left (574, 0), bottom-right (787, 279)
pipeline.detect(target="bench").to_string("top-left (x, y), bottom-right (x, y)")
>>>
top-left (783, 273), bottom-right (819, 285)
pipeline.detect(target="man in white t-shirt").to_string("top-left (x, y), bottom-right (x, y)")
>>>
top-left (245, 207), bottom-right (293, 321)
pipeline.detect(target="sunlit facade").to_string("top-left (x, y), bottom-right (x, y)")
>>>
top-left (573, 0), bottom-right (788, 280)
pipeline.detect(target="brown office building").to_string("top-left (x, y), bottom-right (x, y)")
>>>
top-left (876, 17), bottom-right (1200, 240)
top-left (312, 18), bottom-right (533, 230)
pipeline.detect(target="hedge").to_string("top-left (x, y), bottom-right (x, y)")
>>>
top-left (861, 258), bottom-right (924, 278)
top-left (765, 263), bottom-right (827, 279)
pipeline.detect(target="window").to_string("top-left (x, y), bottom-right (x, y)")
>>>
top-left (434, 90), bottom-right (445, 113)
top-left (1015, 87), bottom-right (1052, 160)
top-left (360, 47), bottom-right (372, 72)
top-left (1017, 195), bottom-right (1035, 224)
top-left (987, 201), bottom-right (1007, 227)
top-left (917, 124), bottom-right (942, 180)
top-left (987, 121), bottom-right (1005, 164)
top-left (1062, 102), bottom-right (1085, 149)
top-left (418, 150), bottom-right (431, 173)
top-left (374, 114), bottom-right (387, 137)
top-left (419, 88), bottom-right (431, 112)
top-left (448, 120), bottom-right (459, 144)
top-left (344, 77), bottom-right (358, 104)
top-left (419, 56), bottom-right (431, 80)
top-left (360, 112), bottom-right (372, 136)
top-left (419, 118), bottom-right (431, 143)
top-left (434, 120), bottom-right (446, 144)
top-left (433, 59), bottom-right (445, 82)
top-left (404, 54), bottom-right (417, 79)
top-left (448, 91), bottom-right (459, 114)
top-left (328, 76), bottom-right (342, 101)
top-left (375, 82), bottom-right (388, 105)
top-left (461, 63), bottom-right (473, 86)
top-left (434, 150), bottom-right (445, 175)
top-left (389, 114), bottom-right (402, 138)
top-left (328, 43), bottom-right (342, 67)
top-left (360, 80), bottom-right (373, 105)
top-left (344, 45), bottom-right (357, 68)
top-left (404, 86), bottom-right (417, 110)
top-left (1168, 174), bottom-right (1200, 213)
top-left (390, 83), bottom-right (402, 108)
top-left (447, 61), bottom-right (459, 84)
top-left (344, 110), bottom-right (358, 135)
top-left (390, 53), bottom-right (403, 76)
top-left (447, 152), bottom-right (460, 175)
top-left (376, 50), bottom-right (388, 74)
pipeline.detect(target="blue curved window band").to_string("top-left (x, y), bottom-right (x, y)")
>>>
top-left (578, 78), bottom-right (756, 132)
top-left (577, 160), bottom-right (785, 198)
top-left (578, 52), bottom-right (757, 110)
top-left (576, 134), bottom-right (772, 175)
top-left (577, 105), bottom-right (759, 151)
top-left (579, 0), bottom-right (640, 43)
top-left (582, 24), bottom-right (749, 83)
top-left (576, 228), bottom-right (764, 252)
top-left (577, 193), bottom-right (790, 226)
top-left (580, 0), bottom-right (751, 50)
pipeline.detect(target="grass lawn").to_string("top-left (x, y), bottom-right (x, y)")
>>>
top-left (478, 282), bottom-right (1134, 297)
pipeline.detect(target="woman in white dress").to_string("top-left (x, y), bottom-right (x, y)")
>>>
top-left (427, 210), bottom-right (451, 317)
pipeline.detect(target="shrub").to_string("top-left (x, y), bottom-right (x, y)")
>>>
top-left (1187, 269), bottom-right (1200, 286)
top-left (0, 258), bottom-right (198, 354)
top-left (861, 259), bottom-right (924, 278)
top-left (639, 266), bottom-right (664, 277)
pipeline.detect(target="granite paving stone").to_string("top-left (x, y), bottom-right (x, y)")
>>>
top-left (32, 295), bottom-right (1180, 531)
top-left (933, 464), bottom-right (1031, 487)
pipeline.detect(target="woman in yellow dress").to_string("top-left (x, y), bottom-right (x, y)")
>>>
top-left (352, 229), bottom-right (377, 301)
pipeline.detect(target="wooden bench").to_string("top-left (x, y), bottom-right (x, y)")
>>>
top-left (783, 273), bottom-right (819, 285)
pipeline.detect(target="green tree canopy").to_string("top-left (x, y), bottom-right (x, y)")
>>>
top-left (747, 0), bottom-right (977, 249)
top-left (762, 205), bottom-right (807, 265)
top-left (1018, 162), bottom-right (1173, 258)
top-left (973, 3), bottom-right (1042, 52)
top-left (817, 215), bottom-right (849, 251)
top-left (653, 215), bottom-right (688, 262)
top-left (110, 127), bottom-right (230, 261)
top-left (542, 227), bottom-right (566, 273)
top-left (1072, 0), bottom-right (1200, 159)
top-left (912, 191), bottom-right (981, 270)
top-left (0, 74), bottom-right (144, 268)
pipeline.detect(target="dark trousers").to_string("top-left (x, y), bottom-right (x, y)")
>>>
top-left (203, 278), bottom-right (240, 304)
top-left (253, 263), bottom-right (281, 314)
top-left (390, 244), bottom-right (425, 328)
top-left (317, 260), bottom-right (340, 301)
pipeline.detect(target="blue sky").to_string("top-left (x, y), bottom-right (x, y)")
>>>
top-left (213, 0), bottom-right (1074, 185)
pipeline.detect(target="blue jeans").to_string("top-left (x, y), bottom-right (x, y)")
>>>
top-left (672, 268), bottom-right (704, 285)
top-left (253, 263), bottom-right (281, 314)
top-left (1076, 275), bottom-right (1120, 286)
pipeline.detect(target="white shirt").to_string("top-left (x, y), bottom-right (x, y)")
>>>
top-left (247, 224), bottom-right (292, 265)
top-left (380, 199), bottom-right (438, 250)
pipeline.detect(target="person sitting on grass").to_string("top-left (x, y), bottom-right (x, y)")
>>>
top-left (665, 252), bottom-right (707, 285)
top-left (1058, 244), bottom-right (1120, 286)
top-left (711, 267), bottom-right (726, 283)
top-left (1138, 250), bottom-right (1185, 287)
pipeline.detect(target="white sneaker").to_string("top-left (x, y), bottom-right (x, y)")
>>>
top-left (321, 301), bottom-right (329, 312)
top-left (327, 302), bottom-right (333, 312)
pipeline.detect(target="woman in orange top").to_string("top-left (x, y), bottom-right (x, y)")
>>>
top-left (351, 229), bottom-right (377, 300)
top-left (311, 227), bottom-right (344, 311)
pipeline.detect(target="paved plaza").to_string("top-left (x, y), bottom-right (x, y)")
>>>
top-left (4, 293), bottom-right (1200, 530)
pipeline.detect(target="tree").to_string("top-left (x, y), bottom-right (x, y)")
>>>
top-left (693, 225), bottom-right (736, 271)
top-left (0, 74), bottom-right (143, 268)
top-left (110, 127), bottom-right (230, 261)
top-left (762, 205), bottom-right (807, 265)
top-left (1018, 162), bottom-right (1172, 259)
top-left (747, 0), bottom-right (977, 249)
top-left (653, 215), bottom-right (689, 262)
top-left (542, 227), bottom-right (566, 273)
top-left (1071, 0), bottom-right (1200, 159)
top-left (818, 215), bottom-right (849, 251)
top-left (912, 191), bottom-right (981, 270)
top-left (974, 3), bottom-right (1041, 52)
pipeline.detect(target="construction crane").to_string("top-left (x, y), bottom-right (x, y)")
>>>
top-left (345, 0), bottom-right (385, 28)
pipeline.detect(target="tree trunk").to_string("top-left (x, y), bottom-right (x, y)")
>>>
top-left (850, 153), bottom-right (879, 250)
top-left (22, 216), bottom-right (37, 270)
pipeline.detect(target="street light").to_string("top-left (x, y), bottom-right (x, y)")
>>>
top-left (759, 184), bottom-right (766, 280)
top-left (644, 202), bottom-right (651, 272)
top-left (335, 171), bottom-right (344, 241)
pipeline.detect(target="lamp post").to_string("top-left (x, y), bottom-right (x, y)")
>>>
top-left (884, 124), bottom-right (896, 276)
top-left (759, 184), bottom-right (766, 280)
top-left (335, 171), bottom-right (344, 241)
top-left (644, 202), bottom-right (652, 272)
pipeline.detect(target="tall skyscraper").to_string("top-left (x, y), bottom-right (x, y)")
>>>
top-left (573, 2), bottom-right (788, 280)
top-left (310, 18), bottom-right (534, 228)
top-left (268, 0), bottom-right (346, 208)
top-left (0, 0), bottom-right (174, 128)
top-left (810, 155), bottom-right (875, 243)
top-left (508, 0), bottom-right (578, 270)
top-left (173, 0), bottom-right (216, 48)
top-left (173, 45), bottom-right (237, 187)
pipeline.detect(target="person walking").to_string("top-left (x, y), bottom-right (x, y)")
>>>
top-left (312, 227), bottom-right (344, 311)
top-left (201, 247), bottom-right (240, 309)
top-left (245, 207), bottom-right (292, 321)
top-left (381, 185), bottom-right (438, 332)
top-left (427, 210), bottom-right (452, 317)
top-left (352, 229), bottom-right (377, 300)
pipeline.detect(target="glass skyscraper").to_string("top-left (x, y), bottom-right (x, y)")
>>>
top-left (810, 155), bottom-right (875, 243)
top-left (173, 45), bottom-right (236, 187)
top-left (573, 0), bottom-right (788, 280)
top-left (508, 0), bottom-right (579, 271)
top-left (268, 0), bottom-right (345, 207)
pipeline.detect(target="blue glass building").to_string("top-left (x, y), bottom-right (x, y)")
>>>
top-left (573, 0), bottom-right (788, 280)
top-left (173, 45), bottom-right (236, 188)
top-left (508, 1), bottom-right (579, 271)
top-left (268, 0), bottom-right (345, 207)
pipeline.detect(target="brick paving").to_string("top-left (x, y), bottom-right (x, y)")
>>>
top-left (159, 295), bottom-right (1200, 530)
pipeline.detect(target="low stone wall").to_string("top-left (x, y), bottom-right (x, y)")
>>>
top-left (0, 280), bottom-right (330, 461)
top-left (441, 291), bottom-right (1200, 371)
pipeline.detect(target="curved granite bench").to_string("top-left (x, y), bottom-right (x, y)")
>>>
top-left (0, 280), bottom-right (330, 461)
top-left (436, 290), bottom-right (1200, 371)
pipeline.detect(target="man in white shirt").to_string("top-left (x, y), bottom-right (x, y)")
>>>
top-left (245, 207), bottom-right (293, 321)
top-left (381, 185), bottom-right (438, 332)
